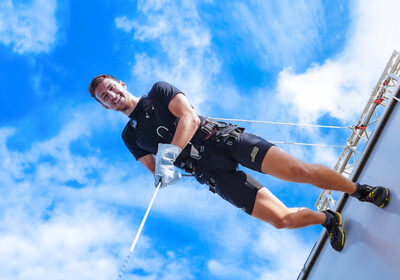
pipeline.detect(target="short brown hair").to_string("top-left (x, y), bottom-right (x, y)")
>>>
top-left (88, 74), bottom-right (119, 99)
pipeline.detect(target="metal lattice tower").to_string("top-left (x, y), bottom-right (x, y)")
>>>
top-left (315, 50), bottom-right (400, 211)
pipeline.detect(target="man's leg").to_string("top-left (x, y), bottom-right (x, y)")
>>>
top-left (261, 146), bottom-right (357, 194)
top-left (251, 187), bottom-right (345, 251)
top-left (231, 132), bottom-right (388, 204)
top-left (251, 187), bottom-right (325, 229)
top-left (260, 146), bottom-right (390, 208)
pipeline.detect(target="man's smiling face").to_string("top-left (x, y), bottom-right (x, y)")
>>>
top-left (94, 78), bottom-right (132, 112)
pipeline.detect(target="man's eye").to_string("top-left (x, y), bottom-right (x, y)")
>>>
top-left (104, 94), bottom-right (109, 101)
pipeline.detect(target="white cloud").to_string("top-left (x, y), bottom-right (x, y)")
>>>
top-left (255, 227), bottom-right (311, 280)
top-left (232, 0), bottom-right (324, 68)
top-left (276, 0), bottom-right (400, 125)
top-left (0, 203), bottom-right (124, 280)
top-left (0, 0), bottom-right (58, 54)
top-left (234, 0), bottom-right (400, 170)
top-left (206, 225), bottom-right (313, 280)
top-left (115, 16), bottom-right (135, 33)
top-left (208, 259), bottom-right (253, 279)
top-left (115, 0), bottom-right (220, 112)
top-left (0, 110), bottom-right (128, 280)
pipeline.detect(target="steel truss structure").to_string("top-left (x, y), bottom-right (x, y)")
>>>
top-left (315, 50), bottom-right (400, 211)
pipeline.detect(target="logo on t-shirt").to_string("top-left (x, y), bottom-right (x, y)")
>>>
top-left (250, 146), bottom-right (259, 162)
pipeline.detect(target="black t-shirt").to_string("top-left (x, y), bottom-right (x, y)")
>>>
top-left (122, 81), bottom-right (183, 160)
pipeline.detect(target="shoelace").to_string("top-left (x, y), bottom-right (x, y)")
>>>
top-left (367, 188), bottom-right (378, 199)
top-left (359, 185), bottom-right (373, 198)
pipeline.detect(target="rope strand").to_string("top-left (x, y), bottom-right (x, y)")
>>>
top-left (117, 181), bottom-right (162, 280)
top-left (208, 117), bottom-right (350, 129)
top-left (269, 140), bottom-right (345, 148)
top-left (208, 117), bottom-right (349, 148)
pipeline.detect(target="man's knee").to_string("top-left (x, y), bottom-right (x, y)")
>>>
top-left (271, 215), bottom-right (291, 229)
top-left (288, 163), bottom-right (312, 182)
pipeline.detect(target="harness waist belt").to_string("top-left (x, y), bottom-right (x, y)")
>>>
top-left (192, 116), bottom-right (228, 142)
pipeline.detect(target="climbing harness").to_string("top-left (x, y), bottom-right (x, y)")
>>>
top-left (175, 117), bottom-right (245, 194)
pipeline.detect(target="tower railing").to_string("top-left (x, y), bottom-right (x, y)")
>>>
top-left (315, 50), bottom-right (400, 211)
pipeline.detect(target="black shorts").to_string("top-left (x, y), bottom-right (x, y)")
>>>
top-left (230, 132), bottom-right (275, 172)
top-left (206, 132), bottom-right (275, 215)
top-left (214, 170), bottom-right (265, 215)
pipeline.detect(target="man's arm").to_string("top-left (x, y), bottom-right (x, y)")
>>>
top-left (138, 154), bottom-right (156, 174)
top-left (136, 93), bottom-right (198, 180)
top-left (168, 93), bottom-right (201, 150)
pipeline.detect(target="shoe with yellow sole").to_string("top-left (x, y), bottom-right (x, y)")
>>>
top-left (323, 210), bottom-right (345, 252)
top-left (351, 183), bottom-right (390, 208)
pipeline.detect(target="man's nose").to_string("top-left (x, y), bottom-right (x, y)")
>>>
top-left (108, 91), bottom-right (116, 100)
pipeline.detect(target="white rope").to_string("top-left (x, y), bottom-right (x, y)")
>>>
top-left (117, 181), bottom-right (162, 280)
top-left (269, 140), bottom-right (345, 148)
top-left (208, 117), bottom-right (348, 148)
top-left (208, 117), bottom-right (350, 129)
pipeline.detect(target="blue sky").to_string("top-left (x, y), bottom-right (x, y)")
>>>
top-left (1, 1), bottom-right (400, 279)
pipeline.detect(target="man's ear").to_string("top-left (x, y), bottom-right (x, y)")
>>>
top-left (119, 80), bottom-right (127, 88)
top-left (101, 104), bottom-right (110, 110)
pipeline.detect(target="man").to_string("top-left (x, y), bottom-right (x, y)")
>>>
top-left (88, 74), bottom-right (390, 252)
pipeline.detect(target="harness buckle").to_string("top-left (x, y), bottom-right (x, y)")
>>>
top-left (189, 145), bottom-right (201, 160)
top-left (225, 127), bottom-right (245, 146)
top-left (201, 121), bottom-right (215, 135)
top-left (198, 119), bottom-right (221, 141)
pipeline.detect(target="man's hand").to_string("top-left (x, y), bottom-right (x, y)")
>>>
top-left (154, 143), bottom-right (182, 188)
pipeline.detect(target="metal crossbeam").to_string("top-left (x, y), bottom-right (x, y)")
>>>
top-left (315, 50), bottom-right (400, 211)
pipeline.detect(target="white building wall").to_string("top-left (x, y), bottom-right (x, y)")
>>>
top-left (299, 86), bottom-right (400, 280)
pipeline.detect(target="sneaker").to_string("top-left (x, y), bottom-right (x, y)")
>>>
top-left (352, 183), bottom-right (390, 208)
top-left (323, 210), bottom-right (345, 252)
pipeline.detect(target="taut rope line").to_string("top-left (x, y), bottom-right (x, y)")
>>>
top-left (117, 181), bottom-right (162, 280)
top-left (209, 117), bottom-right (350, 129)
